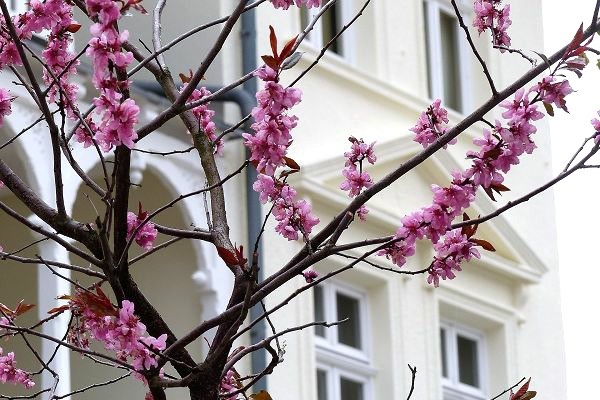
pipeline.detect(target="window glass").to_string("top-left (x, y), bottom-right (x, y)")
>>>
top-left (440, 328), bottom-right (448, 378)
top-left (321, 5), bottom-right (341, 54)
top-left (439, 11), bottom-right (461, 111)
top-left (314, 285), bottom-right (326, 337)
top-left (457, 334), bottom-right (479, 387)
top-left (316, 369), bottom-right (328, 400)
top-left (340, 376), bottom-right (364, 400)
top-left (336, 292), bottom-right (361, 349)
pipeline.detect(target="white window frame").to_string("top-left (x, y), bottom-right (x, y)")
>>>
top-left (300, 1), bottom-right (355, 63)
top-left (423, 0), bottom-right (472, 113)
top-left (314, 281), bottom-right (374, 400)
top-left (440, 321), bottom-right (487, 400)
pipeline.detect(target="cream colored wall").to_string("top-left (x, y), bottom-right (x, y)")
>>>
top-left (257, 1), bottom-right (566, 399)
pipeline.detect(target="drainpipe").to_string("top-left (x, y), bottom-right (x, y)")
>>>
top-left (241, 4), bottom-right (269, 393)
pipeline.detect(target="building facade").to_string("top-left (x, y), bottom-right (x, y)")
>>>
top-left (0, 1), bottom-right (566, 400)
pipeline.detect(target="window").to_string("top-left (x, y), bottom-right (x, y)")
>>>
top-left (313, 282), bottom-right (373, 400)
top-left (424, 0), bottom-right (472, 113)
top-left (440, 321), bottom-right (487, 400)
top-left (300, 2), bottom-right (353, 61)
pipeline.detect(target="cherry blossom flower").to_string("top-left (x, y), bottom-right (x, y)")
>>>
top-left (411, 99), bottom-right (455, 148)
top-left (0, 348), bottom-right (34, 388)
top-left (0, 88), bottom-right (12, 126)
top-left (473, 0), bottom-right (512, 48)
top-left (302, 268), bottom-right (319, 283)
top-left (127, 210), bottom-right (158, 251)
top-left (271, 0), bottom-right (321, 9)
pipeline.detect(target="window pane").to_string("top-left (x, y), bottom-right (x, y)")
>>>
top-left (439, 11), bottom-right (462, 111)
top-left (321, 5), bottom-right (341, 54)
top-left (440, 328), bottom-right (448, 378)
top-left (300, 7), bottom-right (310, 29)
top-left (336, 292), bottom-right (361, 349)
top-left (457, 335), bottom-right (479, 387)
top-left (314, 286), bottom-right (326, 337)
top-left (316, 369), bottom-right (328, 400)
top-left (340, 377), bottom-right (364, 400)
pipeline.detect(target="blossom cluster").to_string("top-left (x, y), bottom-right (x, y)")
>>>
top-left (220, 369), bottom-right (239, 400)
top-left (126, 206), bottom-right (158, 250)
top-left (271, 0), bottom-right (321, 10)
top-left (380, 74), bottom-right (572, 286)
top-left (0, 1), bottom-right (79, 116)
top-left (0, 347), bottom-right (35, 389)
top-left (592, 111), bottom-right (600, 144)
top-left (410, 99), bottom-right (455, 149)
top-left (68, 292), bottom-right (167, 374)
top-left (183, 84), bottom-right (223, 155)
top-left (84, 0), bottom-right (140, 151)
top-left (245, 66), bottom-right (319, 241)
top-left (254, 174), bottom-right (319, 241)
top-left (340, 137), bottom-right (376, 221)
top-left (473, 0), bottom-right (512, 48)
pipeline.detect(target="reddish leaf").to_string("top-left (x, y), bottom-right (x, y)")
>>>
top-left (471, 238), bottom-right (496, 252)
top-left (283, 156), bottom-right (300, 170)
top-left (235, 245), bottom-right (248, 266)
top-left (47, 305), bottom-right (70, 315)
top-left (483, 186), bottom-right (496, 201)
top-left (510, 378), bottom-right (531, 400)
top-left (217, 246), bottom-right (239, 265)
top-left (280, 35), bottom-right (298, 61)
top-left (268, 25), bottom-right (278, 59)
top-left (14, 301), bottom-right (35, 317)
top-left (563, 24), bottom-right (584, 60)
top-left (179, 69), bottom-right (194, 84)
top-left (0, 303), bottom-right (14, 317)
top-left (65, 23), bottom-right (82, 33)
top-left (493, 183), bottom-right (510, 193)
top-left (261, 55), bottom-right (279, 71)
top-left (250, 391), bottom-right (273, 400)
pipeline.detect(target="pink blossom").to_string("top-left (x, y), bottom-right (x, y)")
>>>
top-left (591, 111), bottom-right (600, 144)
top-left (0, 88), bottom-right (12, 126)
top-left (473, 0), bottom-right (511, 48)
top-left (356, 204), bottom-right (369, 221)
top-left (411, 99), bottom-right (455, 148)
top-left (271, 0), bottom-right (321, 9)
top-left (0, 348), bottom-right (35, 388)
top-left (184, 85), bottom-right (224, 155)
top-left (534, 76), bottom-right (573, 112)
top-left (126, 210), bottom-right (158, 251)
top-left (302, 268), bottom-right (319, 283)
top-left (274, 199), bottom-right (319, 241)
top-left (340, 166), bottom-right (373, 197)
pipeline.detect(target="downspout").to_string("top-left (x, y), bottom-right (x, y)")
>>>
top-left (241, 5), bottom-right (269, 393)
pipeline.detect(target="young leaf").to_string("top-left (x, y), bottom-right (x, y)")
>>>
top-left (261, 55), bottom-right (279, 71)
top-left (510, 378), bottom-right (532, 400)
top-left (250, 390), bottom-right (273, 400)
top-left (471, 238), bottom-right (496, 252)
top-left (543, 102), bottom-right (554, 116)
top-left (283, 156), bottom-right (300, 170)
top-left (216, 246), bottom-right (240, 265)
top-left (268, 25), bottom-right (278, 59)
top-left (280, 35), bottom-right (299, 62)
top-left (65, 23), bottom-right (82, 33)
top-left (14, 301), bottom-right (35, 317)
